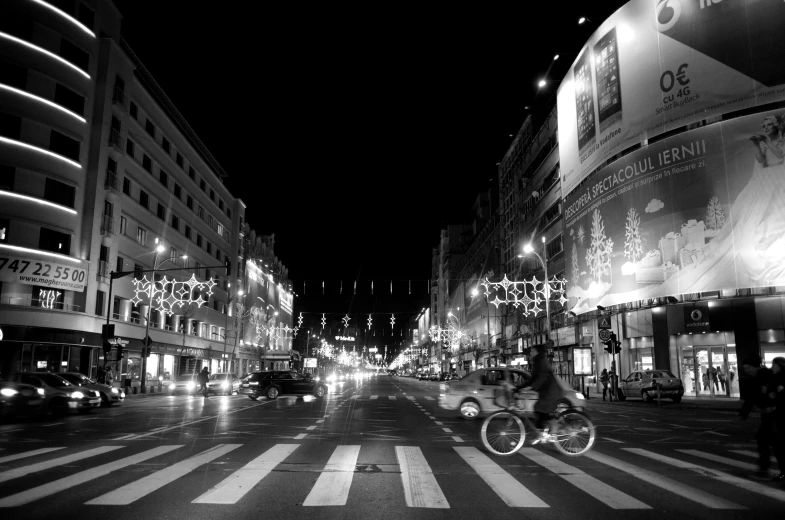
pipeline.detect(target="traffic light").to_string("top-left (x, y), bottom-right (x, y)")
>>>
top-left (117, 345), bottom-right (124, 359)
top-left (604, 341), bottom-right (613, 354)
top-left (603, 332), bottom-right (621, 354)
top-left (102, 340), bottom-right (112, 359)
top-left (613, 340), bottom-right (622, 354)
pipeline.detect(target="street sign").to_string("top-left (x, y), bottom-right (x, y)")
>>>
top-left (369, 347), bottom-right (378, 353)
top-left (598, 329), bottom-right (612, 342)
top-left (597, 316), bottom-right (612, 329)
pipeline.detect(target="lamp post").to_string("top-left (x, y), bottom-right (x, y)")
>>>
top-left (520, 236), bottom-right (551, 346)
top-left (471, 288), bottom-right (492, 368)
top-left (141, 240), bottom-right (187, 392)
top-left (223, 289), bottom-right (244, 373)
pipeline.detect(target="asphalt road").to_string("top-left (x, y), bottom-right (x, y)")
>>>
top-left (0, 374), bottom-right (782, 519)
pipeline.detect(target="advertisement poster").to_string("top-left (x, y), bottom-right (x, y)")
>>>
top-left (0, 252), bottom-right (88, 291)
top-left (574, 348), bottom-right (593, 376)
top-left (558, 0), bottom-right (785, 197)
top-left (565, 108), bottom-right (785, 314)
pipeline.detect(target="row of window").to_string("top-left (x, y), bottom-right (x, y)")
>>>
top-left (0, 165), bottom-right (75, 208)
top-left (0, 111), bottom-right (81, 162)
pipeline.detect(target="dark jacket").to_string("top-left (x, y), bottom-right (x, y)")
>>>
top-left (739, 366), bottom-right (775, 418)
top-left (530, 351), bottom-right (562, 414)
top-left (197, 370), bottom-right (210, 384)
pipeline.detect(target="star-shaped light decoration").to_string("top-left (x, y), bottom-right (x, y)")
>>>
top-left (390, 314), bottom-right (395, 329)
top-left (321, 313), bottom-right (326, 330)
top-left (297, 312), bottom-right (303, 328)
top-left (342, 314), bottom-right (350, 328)
top-left (367, 314), bottom-right (373, 330)
top-left (481, 273), bottom-right (568, 317)
top-left (131, 273), bottom-right (216, 315)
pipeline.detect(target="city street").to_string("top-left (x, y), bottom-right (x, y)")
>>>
top-left (0, 374), bottom-right (782, 519)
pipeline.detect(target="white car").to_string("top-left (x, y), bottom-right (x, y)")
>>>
top-left (206, 373), bottom-right (240, 395)
top-left (439, 367), bottom-right (585, 419)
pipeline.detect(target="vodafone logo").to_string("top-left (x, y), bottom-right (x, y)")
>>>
top-left (690, 309), bottom-right (702, 322)
top-left (655, 0), bottom-right (682, 32)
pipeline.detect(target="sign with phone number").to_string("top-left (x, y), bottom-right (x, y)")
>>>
top-left (0, 253), bottom-right (88, 292)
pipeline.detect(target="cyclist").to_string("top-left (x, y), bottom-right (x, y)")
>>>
top-left (525, 344), bottom-right (561, 438)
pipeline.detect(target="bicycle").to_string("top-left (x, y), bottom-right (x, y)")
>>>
top-left (480, 388), bottom-right (596, 457)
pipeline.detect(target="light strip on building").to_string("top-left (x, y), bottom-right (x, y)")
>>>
top-left (0, 31), bottom-right (90, 80)
top-left (30, 0), bottom-right (96, 38)
top-left (0, 83), bottom-right (86, 123)
top-left (0, 136), bottom-right (81, 169)
top-left (0, 243), bottom-right (82, 263)
top-left (0, 189), bottom-right (77, 214)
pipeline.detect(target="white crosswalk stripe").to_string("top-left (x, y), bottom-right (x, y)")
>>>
top-left (423, 396), bottom-right (435, 401)
top-left (454, 447), bottom-right (547, 507)
top-left (303, 445), bottom-right (360, 506)
top-left (396, 446), bottom-right (449, 508)
top-left (0, 448), bottom-right (64, 464)
top-left (0, 446), bottom-right (124, 484)
top-left (676, 449), bottom-right (761, 472)
top-left (370, 395), bottom-right (378, 400)
top-left (728, 449), bottom-right (778, 465)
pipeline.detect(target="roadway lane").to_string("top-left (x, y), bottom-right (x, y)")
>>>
top-left (0, 374), bottom-right (781, 519)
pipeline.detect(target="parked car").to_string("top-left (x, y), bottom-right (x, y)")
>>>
top-left (8, 372), bottom-right (101, 414)
top-left (418, 372), bottom-right (429, 380)
top-left (246, 370), bottom-right (328, 400)
top-left (167, 375), bottom-right (200, 395)
top-left (429, 373), bottom-right (440, 381)
top-left (206, 373), bottom-right (240, 395)
top-left (58, 372), bottom-right (125, 406)
top-left (617, 370), bottom-right (684, 403)
top-left (438, 367), bottom-right (585, 419)
top-left (0, 378), bottom-right (45, 420)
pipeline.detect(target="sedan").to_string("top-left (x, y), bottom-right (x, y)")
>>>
top-left (167, 375), bottom-right (200, 395)
top-left (246, 370), bottom-right (327, 400)
top-left (58, 372), bottom-right (125, 406)
top-left (0, 378), bottom-right (45, 420)
top-left (9, 372), bottom-right (101, 414)
top-left (438, 367), bottom-right (585, 419)
top-left (617, 370), bottom-right (684, 403)
top-left (206, 373), bottom-right (240, 395)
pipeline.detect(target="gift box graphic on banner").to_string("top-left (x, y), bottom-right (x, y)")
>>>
top-left (659, 232), bottom-right (687, 265)
top-left (681, 220), bottom-right (706, 250)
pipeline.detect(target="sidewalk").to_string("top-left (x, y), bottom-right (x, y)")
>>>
top-left (583, 388), bottom-right (742, 412)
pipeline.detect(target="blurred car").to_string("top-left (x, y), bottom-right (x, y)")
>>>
top-left (58, 372), bottom-right (125, 406)
top-left (9, 372), bottom-right (101, 414)
top-left (206, 373), bottom-right (240, 395)
top-left (429, 373), bottom-right (440, 381)
top-left (325, 370), bottom-right (345, 383)
top-left (0, 378), bottom-right (45, 420)
top-left (617, 370), bottom-right (684, 403)
top-left (246, 370), bottom-right (328, 400)
top-left (438, 367), bottom-right (585, 420)
top-left (418, 372), bottom-right (429, 380)
top-left (167, 375), bottom-right (200, 395)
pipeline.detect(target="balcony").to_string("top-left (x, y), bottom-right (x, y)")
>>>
top-left (100, 214), bottom-right (116, 236)
top-left (96, 259), bottom-right (110, 281)
top-left (1, 296), bottom-right (83, 313)
top-left (112, 86), bottom-right (128, 110)
top-left (104, 169), bottom-right (119, 192)
top-left (108, 128), bottom-right (124, 152)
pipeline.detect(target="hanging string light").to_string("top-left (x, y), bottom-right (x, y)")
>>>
top-left (367, 314), bottom-right (373, 330)
top-left (481, 274), bottom-right (569, 316)
top-left (131, 274), bottom-right (216, 315)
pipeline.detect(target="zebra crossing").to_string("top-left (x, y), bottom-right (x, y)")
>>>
top-left (0, 441), bottom-right (781, 510)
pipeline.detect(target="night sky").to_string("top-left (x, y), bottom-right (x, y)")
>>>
top-left (112, 1), bottom-right (627, 321)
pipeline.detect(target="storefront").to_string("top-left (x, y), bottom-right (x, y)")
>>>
top-left (674, 332), bottom-right (738, 398)
top-left (0, 325), bottom-right (101, 378)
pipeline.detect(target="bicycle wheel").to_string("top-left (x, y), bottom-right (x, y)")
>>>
top-left (481, 412), bottom-right (526, 456)
top-left (551, 411), bottom-right (595, 456)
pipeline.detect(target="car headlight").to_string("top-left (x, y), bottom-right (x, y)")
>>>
top-left (315, 376), bottom-right (320, 382)
top-left (111, 387), bottom-right (119, 394)
top-left (575, 392), bottom-right (585, 400)
top-left (1, 388), bottom-right (18, 397)
top-left (71, 391), bottom-right (85, 399)
top-left (186, 382), bottom-right (195, 390)
top-left (221, 382), bottom-right (229, 388)
top-left (37, 388), bottom-right (45, 395)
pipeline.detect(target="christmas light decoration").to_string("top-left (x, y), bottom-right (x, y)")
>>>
top-left (297, 312), bottom-right (303, 328)
top-left (342, 314), bottom-right (351, 328)
top-left (131, 274), bottom-right (216, 315)
top-left (481, 274), bottom-right (568, 316)
top-left (390, 314), bottom-right (396, 329)
top-left (367, 314), bottom-right (373, 330)
top-left (321, 313), bottom-right (326, 329)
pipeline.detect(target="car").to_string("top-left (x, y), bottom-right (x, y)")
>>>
top-left (0, 378), bottom-right (45, 420)
top-left (8, 372), bottom-right (101, 414)
top-left (206, 373), bottom-right (240, 395)
top-left (617, 370), bottom-right (684, 403)
top-left (246, 370), bottom-right (328, 400)
top-left (58, 372), bottom-right (125, 406)
top-left (429, 373), bottom-right (440, 381)
top-left (418, 372), bottom-right (429, 380)
top-left (438, 367), bottom-right (585, 420)
top-left (325, 370), bottom-right (345, 383)
top-left (167, 375), bottom-right (200, 395)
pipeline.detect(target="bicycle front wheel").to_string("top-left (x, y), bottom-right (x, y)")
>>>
top-left (551, 411), bottom-right (595, 456)
top-left (481, 412), bottom-right (526, 456)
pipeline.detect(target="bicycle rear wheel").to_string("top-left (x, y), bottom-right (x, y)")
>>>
top-left (551, 411), bottom-right (595, 456)
top-left (481, 412), bottom-right (526, 456)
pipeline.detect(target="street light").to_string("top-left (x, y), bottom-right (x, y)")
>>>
top-left (471, 287), bottom-right (492, 369)
top-left (223, 289), bottom-right (244, 374)
top-left (520, 236), bottom-right (551, 345)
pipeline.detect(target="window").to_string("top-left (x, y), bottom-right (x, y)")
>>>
top-left (157, 203), bottom-right (166, 220)
top-left (43, 178), bottom-right (75, 207)
top-left (126, 138), bottom-right (135, 156)
top-left (39, 227), bottom-right (71, 254)
top-left (119, 216), bottom-right (127, 235)
top-left (116, 255), bottom-right (124, 274)
top-left (95, 289), bottom-right (105, 316)
top-left (196, 234), bottom-right (202, 247)
top-left (186, 195), bottom-right (193, 210)
top-left (59, 38), bottom-right (89, 71)
top-left (136, 226), bottom-right (147, 246)
top-left (207, 215), bottom-right (213, 227)
top-left (159, 169), bottom-right (168, 187)
top-left (200, 179), bottom-right (206, 192)
top-left (49, 130), bottom-right (80, 162)
top-left (171, 214), bottom-right (179, 230)
top-left (129, 101), bottom-right (138, 119)
top-left (217, 223), bottom-right (224, 236)
top-left (142, 154), bottom-right (152, 173)
top-left (54, 84), bottom-right (85, 115)
top-left (176, 153), bottom-right (183, 168)
top-left (0, 165), bottom-right (14, 190)
top-left (0, 217), bottom-right (9, 242)
top-left (145, 119), bottom-right (155, 138)
top-left (107, 157), bottom-right (117, 175)
top-left (1, 113), bottom-right (22, 140)
top-left (224, 255), bottom-right (231, 276)
top-left (174, 183), bottom-right (181, 199)
top-left (546, 234), bottom-right (563, 258)
top-left (226, 208), bottom-right (231, 219)
top-left (218, 199), bottom-right (224, 211)
top-left (122, 176), bottom-right (131, 195)
top-left (184, 225), bottom-right (191, 239)
top-left (139, 190), bottom-right (149, 208)
top-left (215, 248), bottom-right (221, 261)
top-left (188, 167), bottom-right (195, 180)
top-left (198, 206), bottom-right (204, 219)
top-left (210, 189), bottom-right (215, 202)
top-left (206, 242), bottom-right (212, 254)
top-left (161, 137), bottom-right (170, 153)
top-left (170, 247), bottom-right (178, 261)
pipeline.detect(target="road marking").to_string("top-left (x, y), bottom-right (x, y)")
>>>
top-left (519, 448), bottom-right (650, 509)
top-left (640, 419), bottom-right (657, 423)
top-left (601, 437), bottom-right (625, 443)
top-left (728, 450), bottom-right (777, 464)
top-left (396, 446), bottom-right (449, 508)
top-left (0, 446), bottom-right (124, 484)
top-left (294, 434), bottom-right (307, 440)
top-left (423, 396), bottom-right (435, 401)
top-left (454, 447), bottom-right (548, 507)
top-left (427, 415), bottom-right (436, 419)
top-left (442, 428), bottom-right (453, 433)
top-left (323, 415), bottom-right (330, 418)
top-left (111, 434), bottom-right (136, 440)
top-left (316, 420), bottom-right (324, 424)
top-left (0, 445), bottom-right (180, 507)
top-left (625, 448), bottom-right (785, 502)
top-left (704, 431), bottom-right (730, 437)
top-left (43, 423), bottom-right (64, 427)
top-left (407, 396), bottom-right (416, 401)
top-left (451, 436), bottom-right (464, 443)
top-left (584, 451), bottom-right (743, 509)
top-left (434, 421), bottom-right (444, 425)
top-left (303, 445), bottom-right (361, 506)
top-left (0, 448), bottom-right (65, 464)
top-left (676, 450), bottom-right (759, 471)
top-left (389, 396), bottom-right (397, 401)
top-left (371, 395), bottom-right (378, 400)
top-left (193, 444), bottom-right (300, 504)
top-left (86, 444), bottom-right (241, 505)
top-left (306, 426), bottom-right (317, 431)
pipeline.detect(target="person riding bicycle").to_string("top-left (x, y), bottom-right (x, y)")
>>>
top-left (524, 344), bottom-right (562, 437)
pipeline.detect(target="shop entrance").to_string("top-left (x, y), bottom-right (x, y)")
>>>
top-left (679, 345), bottom-right (738, 398)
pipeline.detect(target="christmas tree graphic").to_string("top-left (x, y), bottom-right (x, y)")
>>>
top-left (705, 196), bottom-right (726, 233)
top-left (623, 207), bottom-right (644, 263)
top-left (571, 242), bottom-right (580, 286)
top-left (585, 209), bottom-right (613, 283)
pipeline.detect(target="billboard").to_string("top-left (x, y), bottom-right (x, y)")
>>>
top-left (0, 251), bottom-right (88, 291)
top-left (558, 0), bottom-right (785, 197)
top-left (565, 108), bottom-right (785, 314)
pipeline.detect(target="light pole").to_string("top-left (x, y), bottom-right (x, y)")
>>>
top-left (141, 240), bottom-right (187, 392)
top-left (223, 288), bottom-right (244, 373)
top-left (471, 287), bottom-right (492, 368)
top-left (520, 236), bottom-right (551, 345)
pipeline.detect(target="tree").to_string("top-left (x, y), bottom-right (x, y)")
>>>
top-left (571, 243), bottom-right (580, 286)
top-left (585, 209), bottom-right (614, 283)
top-left (623, 207), bottom-right (644, 263)
top-left (706, 196), bottom-right (726, 231)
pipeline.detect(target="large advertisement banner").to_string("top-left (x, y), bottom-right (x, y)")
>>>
top-left (0, 252), bottom-right (88, 291)
top-left (558, 0), bottom-right (785, 197)
top-left (565, 108), bottom-right (785, 314)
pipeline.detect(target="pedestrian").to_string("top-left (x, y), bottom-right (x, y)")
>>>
top-left (198, 366), bottom-right (210, 397)
top-left (717, 367), bottom-right (726, 393)
top-left (739, 355), bottom-right (780, 479)
top-left (702, 370), bottom-right (710, 392)
top-left (709, 366), bottom-right (719, 391)
top-left (96, 365), bottom-right (106, 384)
top-left (600, 369), bottom-right (610, 401)
top-left (769, 357), bottom-right (785, 483)
top-left (105, 365), bottom-right (114, 386)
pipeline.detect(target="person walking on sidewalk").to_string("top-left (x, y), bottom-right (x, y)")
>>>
top-left (198, 367), bottom-right (210, 398)
top-left (739, 355), bottom-right (781, 480)
top-left (600, 369), bottom-right (610, 401)
top-left (769, 357), bottom-right (785, 483)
